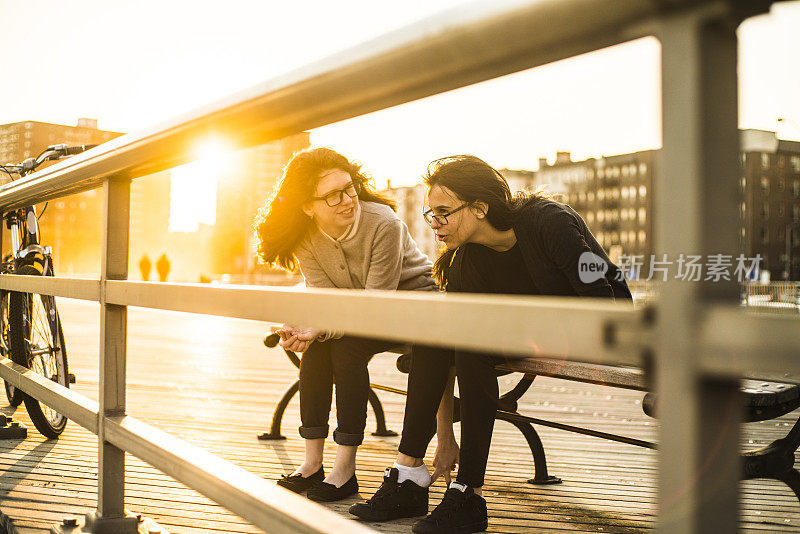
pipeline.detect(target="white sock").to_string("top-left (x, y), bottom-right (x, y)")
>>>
top-left (393, 462), bottom-right (431, 487)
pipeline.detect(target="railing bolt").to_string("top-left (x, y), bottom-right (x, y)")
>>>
top-left (62, 516), bottom-right (78, 527)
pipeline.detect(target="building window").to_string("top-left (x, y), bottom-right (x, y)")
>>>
top-left (791, 156), bottom-right (800, 173)
top-left (761, 203), bottom-right (769, 219)
top-left (587, 212), bottom-right (594, 223)
top-left (794, 205), bottom-right (800, 221)
top-left (739, 202), bottom-right (746, 218)
top-left (598, 190), bottom-right (605, 201)
top-left (779, 203), bottom-right (786, 218)
top-left (779, 179), bottom-right (786, 192)
top-left (761, 153), bottom-right (770, 169)
top-left (597, 211), bottom-right (605, 222)
top-left (639, 185), bottom-right (647, 198)
top-left (740, 176), bottom-right (746, 191)
top-left (598, 169), bottom-right (605, 180)
top-left (639, 208), bottom-right (647, 224)
top-left (621, 188), bottom-right (629, 200)
top-left (639, 163), bottom-right (647, 175)
top-left (760, 227), bottom-right (768, 244)
top-left (638, 230), bottom-right (646, 244)
top-left (621, 210), bottom-right (628, 221)
top-left (588, 192), bottom-right (595, 202)
top-left (793, 179), bottom-right (800, 198)
top-left (761, 177), bottom-right (769, 195)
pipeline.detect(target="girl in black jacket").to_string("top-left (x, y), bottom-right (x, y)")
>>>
top-left (350, 155), bottom-right (630, 534)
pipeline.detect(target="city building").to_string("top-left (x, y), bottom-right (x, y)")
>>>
top-left (213, 132), bottom-right (311, 279)
top-left (542, 150), bottom-right (655, 270)
top-left (0, 119), bottom-right (124, 275)
top-left (387, 184), bottom-right (438, 262)
top-left (740, 129), bottom-right (800, 280)
top-left (538, 130), bottom-right (800, 280)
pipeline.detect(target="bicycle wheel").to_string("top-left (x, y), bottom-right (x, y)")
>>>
top-left (8, 265), bottom-right (69, 438)
top-left (1, 290), bottom-right (24, 406)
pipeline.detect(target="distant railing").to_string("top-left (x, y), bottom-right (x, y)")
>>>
top-left (0, 1), bottom-right (797, 534)
top-left (629, 280), bottom-right (800, 314)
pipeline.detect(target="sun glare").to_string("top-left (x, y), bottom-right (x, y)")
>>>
top-left (168, 139), bottom-right (233, 233)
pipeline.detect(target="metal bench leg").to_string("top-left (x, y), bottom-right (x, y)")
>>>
top-left (257, 380), bottom-right (299, 441)
top-left (777, 469), bottom-right (800, 502)
top-left (498, 377), bottom-right (534, 409)
top-left (495, 413), bottom-right (561, 485)
top-left (368, 388), bottom-right (398, 437)
top-left (742, 415), bottom-right (800, 503)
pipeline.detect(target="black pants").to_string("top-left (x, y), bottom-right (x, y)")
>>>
top-left (398, 347), bottom-right (502, 488)
top-left (298, 335), bottom-right (398, 446)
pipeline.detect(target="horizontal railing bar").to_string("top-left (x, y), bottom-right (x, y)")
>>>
top-left (103, 414), bottom-right (376, 534)
top-left (699, 305), bottom-right (800, 382)
top-left (105, 280), bottom-right (642, 366)
top-left (0, 274), bottom-right (100, 301)
top-left (0, 0), bottom-right (715, 210)
top-left (0, 358), bottom-right (99, 434)
top-left (4, 276), bottom-right (797, 378)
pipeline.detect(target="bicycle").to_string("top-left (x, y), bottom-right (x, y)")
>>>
top-left (0, 144), bottom-right (93, 437)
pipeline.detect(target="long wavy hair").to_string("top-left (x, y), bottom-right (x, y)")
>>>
top-left (255, 147), bottom-right (396, 272)
top-left (424, 155), bottom-right (551, 288)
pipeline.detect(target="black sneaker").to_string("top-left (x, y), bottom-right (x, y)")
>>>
top-left (307, 474), bottom-right (359, 502)
top-left (412, 482), bottom-right (488, 534)
top-left (350, 467), bottom-right (429, 521)
top-left (276, 467), bottom-right (324, 493)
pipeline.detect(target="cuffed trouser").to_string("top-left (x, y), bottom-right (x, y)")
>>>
top-left (298, 335), bottom-right (399, 446)
top-left (398, 346), bottom-right (502, 488)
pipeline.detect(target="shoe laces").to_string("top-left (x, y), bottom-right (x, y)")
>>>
top-left (429, 487), bottom-right (466, 520)
top-left (369, 475), bottom-right (401, 505)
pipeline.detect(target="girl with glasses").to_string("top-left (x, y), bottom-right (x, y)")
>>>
top-left (351, 155), bottom-right (631, 534)
top-left (255, 147), bottom-right (441, 503)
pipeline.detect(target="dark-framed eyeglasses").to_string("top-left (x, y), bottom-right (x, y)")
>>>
top-left (310, 181), bottom-right (361, 207)
top-left (423, 203), bottom-right (469, 226)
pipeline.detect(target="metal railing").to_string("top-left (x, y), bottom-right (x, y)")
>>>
top-left (0, 0), bottom-right (797, 533)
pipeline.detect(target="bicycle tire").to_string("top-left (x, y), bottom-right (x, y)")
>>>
top-left (8, 265), bottom-right (69, 438)
top-left (1, 291), bottom-right (24, 406)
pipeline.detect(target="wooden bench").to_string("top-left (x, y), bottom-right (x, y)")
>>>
top-left (258, 334), bottom-right (800, 501)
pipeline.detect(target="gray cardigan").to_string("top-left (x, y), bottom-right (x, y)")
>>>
top-left (295, 201), bottom-right (437, 292)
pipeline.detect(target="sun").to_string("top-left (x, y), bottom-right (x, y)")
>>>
top-left (168, 138), bottom-right (234, 233)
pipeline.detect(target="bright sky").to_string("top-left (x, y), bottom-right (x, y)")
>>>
top-left (1, 0), bottom-right (799, 192)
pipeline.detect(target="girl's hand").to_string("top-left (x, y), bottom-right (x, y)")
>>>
top-left (293, 327), bottom-right (322, 342)
top-left (279, 333), bottom-right (313, 353)
top-left (431, 436), bottom-right (459, 485)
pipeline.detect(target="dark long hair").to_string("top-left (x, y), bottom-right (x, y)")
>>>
top-left (424, 155), bottom-right (550, 288)
top-left (254, 147), bottom-right (396, 272)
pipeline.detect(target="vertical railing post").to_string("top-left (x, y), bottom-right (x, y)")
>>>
top-left (656, 5), bottom-right (744, 534)
top-left (84, 176), bottom-right (139, 533)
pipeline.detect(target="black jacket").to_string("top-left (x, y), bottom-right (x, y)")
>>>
top-left (449, 199), bottom-right (631, 300)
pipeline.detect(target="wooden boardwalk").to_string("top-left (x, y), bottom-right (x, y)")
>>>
top-left (0, 298), bottom-right (796, 533)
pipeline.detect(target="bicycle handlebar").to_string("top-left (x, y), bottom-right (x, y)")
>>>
top-left (2, 144), bottom-right (98, 177)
